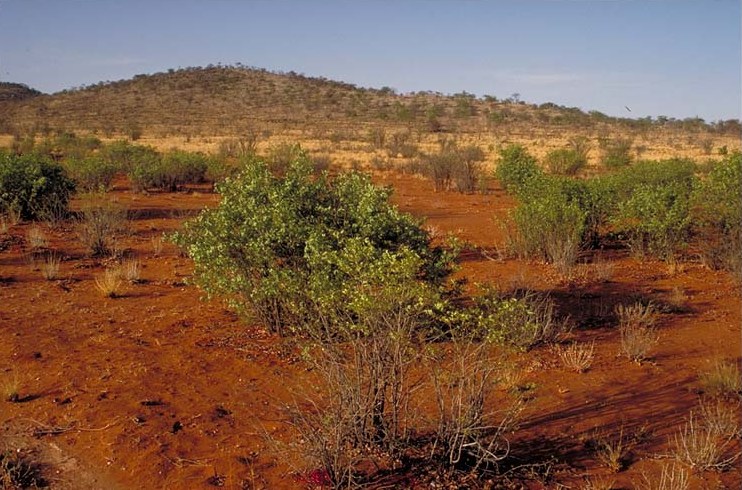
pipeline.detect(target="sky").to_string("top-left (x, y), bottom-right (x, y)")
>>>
top-left (0, 0), bottom-right (739, 122)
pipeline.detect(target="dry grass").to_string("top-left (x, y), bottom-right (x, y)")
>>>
top-left (150, 235), bottom-right (164, 257)
top-left (117, 258), bottom-right (141, 283)
top-left (95, 267), bottom-right (123, 298)
top-left (638, 462), bottom-right (689, 490)
top-left (614, 301), bottom-right (656, 329)
top-left (580, 475), bottom-right (616, 490)
top-left (591, 426), bottom-right (633, 472)
top-left (558, 341), bottom-right (595, 373)
top-left (1, 373), bottom-right (20, 402)
top-left (26, 225), bottom-right (48, 249)
top-left (40, 252), bottom-right (61, 280)
top-left (620, 323), bottom-right (659, 363)
top-left (698, 359), bottom-right (741, 398)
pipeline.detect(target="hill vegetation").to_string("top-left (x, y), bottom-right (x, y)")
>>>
top-left (1, 65), bottom-right (739, 143)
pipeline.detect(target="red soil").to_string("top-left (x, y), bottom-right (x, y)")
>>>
top-left (1, 173), bottom-right (739, 489)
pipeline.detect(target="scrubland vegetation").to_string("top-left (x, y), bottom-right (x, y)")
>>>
top-left (0, 67), bottom-right (740, 488)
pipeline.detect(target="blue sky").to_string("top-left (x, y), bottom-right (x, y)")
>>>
top-left (0, 0), bottom-right (739, 121)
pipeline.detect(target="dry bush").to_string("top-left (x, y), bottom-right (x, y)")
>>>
top-left (697, 400), bottom-right (739, 438)
top-left (429, 340), bottom-right (522, 471)
top-left (77, 195), bottom-right (129, 256)
top-left (580, 475), bottom-right (616, 490)
top-left (1, 373), bottom-right (20, 402)
top-left (615, 301), bottom-right (657, 330)
top-left (558, 341), bottom-right (595, 373)
top-left (589, 426), bottom-right (635, 472)
top-left (0, 448), bottom-right (46, 489)
top-left (670, 411), bottom-right (739, 471)
top-left (620, 322), bottom-right (659, 363)
top-left (698, 359), bottom-right (741, 398)
top-left (150, 235), bottom-right (164, 257)
top-left (638, 462), bottom-right (689, 490)
top-left (590, 258), bottom-right (615, 283)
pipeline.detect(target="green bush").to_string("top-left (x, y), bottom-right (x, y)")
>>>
top-left (171, 154), bottom-right (455, 336)
top-left (63, 155), bottom-right (119, 192)
top-left (494, 144), bottom-right (543, 196)
top-left (613, 181), bottom-right (692, 260)
top-left (101, 140), bottom-right (160, 174)
top-left (0, 152), bottom-right (75, 220)
top-left (693, 152), bottom-right (741, 272)
top-left (599, 137), bottom-right (633, 169)
top-left (508, 179), bottom-right (587, 270)
top-left (545, 148), bottom-right (587, 176)
top-left (441, 287), bottom-right (567, 350)
top-left (129, 150), bottom-right (207, 192)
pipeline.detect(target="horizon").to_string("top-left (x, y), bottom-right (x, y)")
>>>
top-left (1, 0), bottom-right (740, 122)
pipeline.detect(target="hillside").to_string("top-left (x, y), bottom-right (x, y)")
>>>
top-left (1, 65), bottom-right (738, 142)
top-left (0, 82), bottom-right (42, 102)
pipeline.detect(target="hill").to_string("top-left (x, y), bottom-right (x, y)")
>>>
top-left (0, 82), bottom-right (42, 102)
top-left (1, 65), bottom-right (738, 142)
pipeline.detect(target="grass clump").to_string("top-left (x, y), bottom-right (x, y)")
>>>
top-left (558, 341), bottom-right (595, 373)
top-left (95, 267), bottom-right (123, 298)
top-left (698, 359), bottom-right (741, 398)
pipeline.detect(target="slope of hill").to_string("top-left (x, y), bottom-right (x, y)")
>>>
top-left (1, 65), bottom-right (737, 141)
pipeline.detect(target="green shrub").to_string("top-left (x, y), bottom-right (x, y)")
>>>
top-left (613, 181), bottom-right (692, 260)
top-left (508, 179), bottom-right (587, 270)
top-left (171, 155), bottom-right (455, 336)
top-left (266, 142), bottom-right (304, 174)
top-left (494, 144), bottom-right (543, 196)
top-left (101, 140), bottom-right (160, 174)
top-left (599, 137), bottom-right (633, 169)
top-left (0, 152), bottom-right (75, 220)
top-left (441, 287), bottom-right (568, 350)
top-left (693, 152), bottom-right (741, 272)
top-left (129, 150), bottom-right (207, 192)
top-left (63, 155), bottom-right (119, 192)
top-left (545, 148), bottom-right (587, 176)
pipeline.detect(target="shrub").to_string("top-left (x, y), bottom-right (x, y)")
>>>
top-left (0, 152), bottom-right (75, 220)
top-left (545, 148), bottom-right (587, 176)
top-left (101, 140), bottom-right (160, 174)
top-left (507, 179), bottom-right (587, 271)
top-left (386, 131), bottom-right (418, 158)
top-left (494, 144), bottom-right (543, 196)
top-left (266, 142), bottom-right (303, 174)
top-left (130, 150), bottom-right (207, 192)
top-left (599, 137), bottom-right (633, 169)
top-left (692, 152), bottom-right (741, 273)
top-left (613, 181), bottom-right (692, 260)
top-left (63, 155), bottom-right (119, 191)
top-left (77, 195), bottom-right (129, 256)
top-left (171, 155), bottom-right (455, 336)
top-left (442, 287), bottom-right (569, 350)
top-left (420, 141), bottom-right (486, 193)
